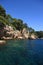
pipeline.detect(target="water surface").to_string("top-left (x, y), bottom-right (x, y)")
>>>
top-left (0, 39), bottom-right (43, 65)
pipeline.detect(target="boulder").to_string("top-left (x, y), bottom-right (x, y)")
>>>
top-left (22, 28), bottom-right (29, 39)
top-left (14, 30), bottom-right (21, 38)
top-left (0, 40), bottom-right (6, 44)
top-left (31, 33), bottom-right (38, 39)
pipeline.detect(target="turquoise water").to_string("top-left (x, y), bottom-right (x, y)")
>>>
top-left (0, 39), bottom-right (43, 65)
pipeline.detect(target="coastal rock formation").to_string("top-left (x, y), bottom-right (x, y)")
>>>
top-left (14, 30), bottom-right (22, 39)
top-left (31, 33), bottom-right (38, 39)
top-left (4, 25), bottom-right (14, 38)
top-left (1, 25), bottom-right (38, 40)
top-left (22, 28), bottom-right (29, 39)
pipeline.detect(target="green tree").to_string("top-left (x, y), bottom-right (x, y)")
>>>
top-left (0, 22), bottom-right (5, 39)
top-left (28, 27), bottom-right (35, 33)
top-left (36, 31), bottom-right (43, 38)
top-left (0, 16), bottom-right (9, 25)
top-left (6, 14), bottom-right (13, 23)
top-left (12, 19), bottom-right (29, 31)
top-left (0, 5), bottom-right (6, 17)
top-left (0, 16), bottom-right (9, 39)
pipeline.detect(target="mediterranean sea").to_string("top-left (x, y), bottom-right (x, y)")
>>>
top-left (0, 39), bottom-right (43, 65)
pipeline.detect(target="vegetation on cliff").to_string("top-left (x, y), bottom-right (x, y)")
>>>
top-left (0, 5), bottom-right (43, 39)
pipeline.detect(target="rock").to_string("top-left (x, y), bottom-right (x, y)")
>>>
top-left (0, 40), bottom-right (6, 44)
top-left (31, 33), bottom-right (38, 39)
top-left (14, 30), bottom-right (21, 38)
top-left (18, 36), bottom-right (24, 39)
top-left (4, 25), bottom-right (15, 38)
top-left (4, 25), bottom-right (14, 31)
top-left (2, 36), bottom-right (13, 40)
top-left (22, 28), bottom-right (29, 39)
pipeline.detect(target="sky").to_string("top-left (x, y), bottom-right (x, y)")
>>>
top-left (0, 0), bottom-right (43, 31)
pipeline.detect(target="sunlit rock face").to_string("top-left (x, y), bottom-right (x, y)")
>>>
top-left (4, 25), bottom-right (14, 31)
top-left (22, 28), bottom-right (29, 39)
top-left (14, 30), bottom-right (22, 38)
top-left (31, 33), bottom-right (38, 39)
top-left (0, 23), bottom-right (38, 40)
top-left (0, 40), bottom-right (6, 44)
top-left (3, 25), bottom-right (14, 38)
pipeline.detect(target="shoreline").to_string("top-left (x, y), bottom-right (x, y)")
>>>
top-left (0, 40), bottom-right (6, 44)
top-left (0, 38), bottom-right (43, 45)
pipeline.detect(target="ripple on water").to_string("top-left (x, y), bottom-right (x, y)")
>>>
top-left (0, 39), bottom-right (43, 65)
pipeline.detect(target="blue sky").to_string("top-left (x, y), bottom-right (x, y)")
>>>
top-left (0, 0), bottom-right (43, 31)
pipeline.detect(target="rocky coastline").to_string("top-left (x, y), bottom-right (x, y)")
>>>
top-left (1, 25), bottom-right (38, 40)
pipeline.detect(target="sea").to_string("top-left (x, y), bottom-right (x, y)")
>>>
top-left (0, 39), bottom-right (43, 65)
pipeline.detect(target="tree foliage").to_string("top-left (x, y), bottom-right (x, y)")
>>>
top-left (0, 5), bottom-right (6, 17)
top-left (12, 18), bottom-right (29, 30)
top-left (1, 5), bottom-right (43, 39)
top-left (36, 31), bottom-right (43, 38)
